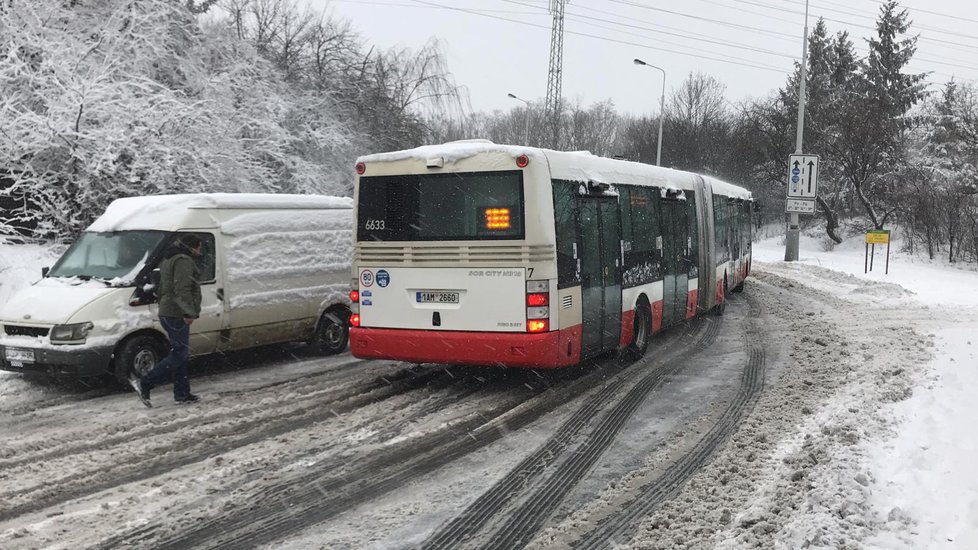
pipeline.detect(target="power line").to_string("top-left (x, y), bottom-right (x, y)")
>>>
top-left (731, 0), bottom-right (978, 50)
top-left (692, 0), bottom-right (800, 27)
top-left (606, 0), bottom-right (800, 40)
top-left (587, 0), bottom-right (978, 73)
top-left (367, 0), bottom-right (975, 78)
top-left (862, 0), bottom-right (978, 25)
top-left (326, 0), bottom-right (546, 14)
top-left (404, 0), bottom-right (791, 72)
top-left (502, 0), bottom-right (796, 61)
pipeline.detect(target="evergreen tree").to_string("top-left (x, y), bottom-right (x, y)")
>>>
top-left (841, 0), bottom-right (927, 229)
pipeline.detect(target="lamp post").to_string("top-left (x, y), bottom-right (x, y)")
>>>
top-left (633, 58), bottom-right (665, 166)
top-left (507, 93), bottom-right (530, 146)
top-left (784, 0), bottom-right (810, 262)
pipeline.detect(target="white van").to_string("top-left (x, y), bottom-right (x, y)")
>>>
top-left (0, 193), bottom-right (354, 383)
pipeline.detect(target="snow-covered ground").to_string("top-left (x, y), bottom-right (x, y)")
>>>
top-left (750, 232), bottom-right (978, 549)
top-left (0, 233), bottom-right (976, 549)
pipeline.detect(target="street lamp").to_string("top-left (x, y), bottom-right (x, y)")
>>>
top-left (507, 93), bottom-right (530, 146)
top-left (633, 58), bottom-right (666, 166)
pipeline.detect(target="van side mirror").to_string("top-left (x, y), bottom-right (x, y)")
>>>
top-left (41, 267), bottom-right (50, 277)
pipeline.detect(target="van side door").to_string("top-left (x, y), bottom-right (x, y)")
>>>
top-left (183, 231), bottom-right (221, 356)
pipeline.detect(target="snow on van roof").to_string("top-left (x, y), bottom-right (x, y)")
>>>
top-left (357, 141), bottom-right (751, 200)
top-left (87, 193), bottom-right (353, 232)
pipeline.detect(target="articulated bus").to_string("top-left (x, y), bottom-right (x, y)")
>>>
top-left (348, 140), bottom-right (752, 368)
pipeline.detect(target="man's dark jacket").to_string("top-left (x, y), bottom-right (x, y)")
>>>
top-left (157, 244), bottom-right (202, 319)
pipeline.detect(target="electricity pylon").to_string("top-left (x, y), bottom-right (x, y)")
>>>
top-left (545, 0), bottom-right (568, 150)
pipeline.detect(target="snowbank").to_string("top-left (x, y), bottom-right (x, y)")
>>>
top-left (749, 233), bottom-right (978, 548)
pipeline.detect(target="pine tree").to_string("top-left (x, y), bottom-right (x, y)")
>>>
top-left (842, 0), bottom-right (927, 229)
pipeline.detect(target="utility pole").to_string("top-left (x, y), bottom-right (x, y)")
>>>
top-left (785, 0), bottom-right (809, 262)
top-left (507, 93), bottom-right (530, 146)
top-left (545, 0), bottom-right (568, 150)
top-left (633, 58), bottom-right (666, 166)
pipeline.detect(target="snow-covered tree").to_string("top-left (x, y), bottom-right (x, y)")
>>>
top-left (0, 0), bottom-right (359, 240)
top-left (839, 0), bottom-right (927, 230)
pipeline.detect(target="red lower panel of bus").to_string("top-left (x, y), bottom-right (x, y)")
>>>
top-left (619, 298), bottom-right (670, 347)
top-left (652, 300), bottom-right (663, 333)
top-left (686, 289), bottom-right (699, 319)
top-left (350, 326), bottom-right (582, 368)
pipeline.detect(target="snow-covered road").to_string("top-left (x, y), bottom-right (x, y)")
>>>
top-left (1, 236), bottom-right (975, 549)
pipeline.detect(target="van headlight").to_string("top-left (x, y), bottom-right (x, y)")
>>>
top-left (50, 322), bottom-right (94, 343)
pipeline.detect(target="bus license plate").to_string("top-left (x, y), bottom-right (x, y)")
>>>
top-left (4, 348), bottom-right (35, 365)
top-left (416, 291), bottom-right (459, 304)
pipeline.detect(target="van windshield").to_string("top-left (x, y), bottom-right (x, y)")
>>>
top-left (48, 231), bottom-right (167, 284)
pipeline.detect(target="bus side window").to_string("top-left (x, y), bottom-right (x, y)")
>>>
top-left (686, 191), bottom-right (698, 278)
top-left (553, 180), bottom-right (580, 287)
top-left (629, 186), bottom-right (660, 282)
top-left (713, 195), bottom-right (723, 266)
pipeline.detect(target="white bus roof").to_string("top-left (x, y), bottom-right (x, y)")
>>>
top-left (357, 141), bottom-right (752, 200)
top-left (87, 193), bottom-right (353, 232)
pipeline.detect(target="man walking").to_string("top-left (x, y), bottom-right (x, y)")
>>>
top-left (130, 234), bottom-right (202, 407)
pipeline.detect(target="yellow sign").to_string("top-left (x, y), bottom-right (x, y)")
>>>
top-left (865, 230), bottom-right (890, 245)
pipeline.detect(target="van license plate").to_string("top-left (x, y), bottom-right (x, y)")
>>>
top-left (4, 348), bottom-right (35, 364)
top-left (416, 291), bottom-right (459, 304)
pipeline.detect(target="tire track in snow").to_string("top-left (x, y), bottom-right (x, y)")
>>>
top-left (421, 315), bottom-right (723, 550)
top-left (0, 363), bottom-right (445, 523)
top-left (572, 294), bottom-right (766, 549)
top-left (107, 318), bottom-right (716, 549)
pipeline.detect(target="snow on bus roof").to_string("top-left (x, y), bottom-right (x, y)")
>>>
top-left (356, 139), bottom-right (533, 164)
top-left (87, 193), bottom-right (353, 232)
top-left (545, 150), bottom-right (751, 199)
top-left (357, 140), bottom-right (751, 199)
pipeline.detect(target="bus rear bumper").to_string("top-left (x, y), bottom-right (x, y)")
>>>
top-left (350, 327), bottom-right (580, 368)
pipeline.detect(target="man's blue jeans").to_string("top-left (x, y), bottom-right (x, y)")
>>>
top-left (141, 316), bottom-right (192, 400)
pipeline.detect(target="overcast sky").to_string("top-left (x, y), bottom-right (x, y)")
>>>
top-left (305, 0), bottom-right (978, 116)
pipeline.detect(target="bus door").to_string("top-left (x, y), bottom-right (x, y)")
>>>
top-left (578, 197), bottom-right (622, 358)
top-left (661, 198), bottom-right (689, 327)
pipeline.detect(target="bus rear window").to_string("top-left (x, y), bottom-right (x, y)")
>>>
top-left (357, 171), bottom-right (525, 241)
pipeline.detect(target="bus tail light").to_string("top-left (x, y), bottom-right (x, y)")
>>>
top-left (350, 290), bottom-right (360, 303)
top-left (350, 314), bottom-right (361, 327)
top-left (516, 154), bottom-right (529, 168)
top-left (355, 162), bottom-right (366, 175)
top-left (526, 280), bottom-right (550, 332)
top-left (527, 306), bottom-right (549, 319)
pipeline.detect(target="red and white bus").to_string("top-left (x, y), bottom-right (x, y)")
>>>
top-left (348, 140), bottom-right (752, 368)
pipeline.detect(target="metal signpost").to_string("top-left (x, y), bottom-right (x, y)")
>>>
top-left (864, 229), bottom-right (891, 274)
top-left (785, 0), bottom-right (811, 262)
top-left (786, 153), bottom-right (819, 216)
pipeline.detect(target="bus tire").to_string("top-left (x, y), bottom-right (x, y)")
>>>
top-left (310, 307), bottom-right (349, 355)
top-left (713, 276), bottom-right (728, 316)
top-left (732, 280), bottom-right (745, 293)
top-left (113, 334), bottom-right (166, 385)
top-left (626, 300), bottom-right (652, 360)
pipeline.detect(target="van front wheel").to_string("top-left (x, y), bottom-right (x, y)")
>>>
top-left (113, 334), bottom-right (166, 384)
top-left (310, 308), bottom-right (349, 355)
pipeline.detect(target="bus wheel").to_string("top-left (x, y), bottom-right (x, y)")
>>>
top-left (732, 280), bottom-right (745, 293)
top-left (113, 334), bottom-right (166, 385)
top-left (310, 307), bottom-right (349, 355)
top-left (714, 277), bottom-right (728, 316)
top-left (627, 302), bottom-right (651, 360)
